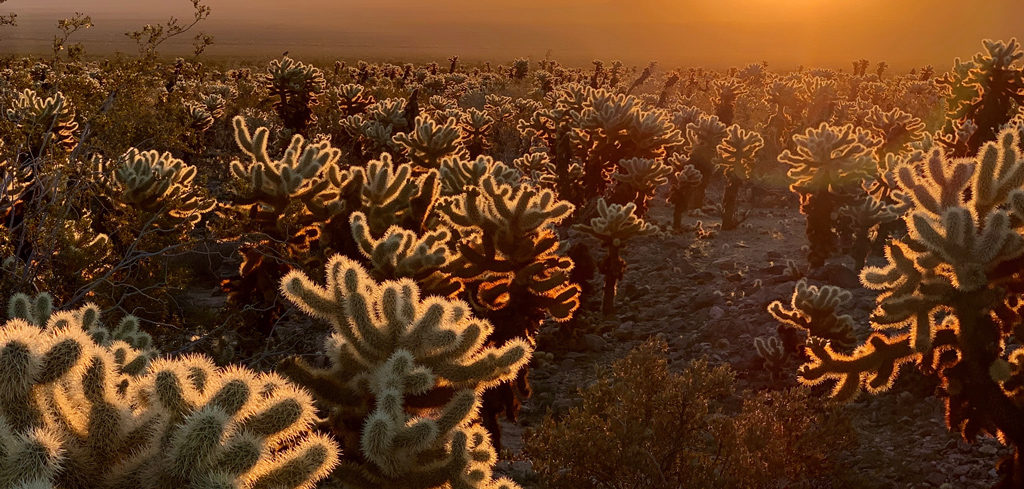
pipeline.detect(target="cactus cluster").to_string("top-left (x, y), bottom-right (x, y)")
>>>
top-left (773, 128), bottom-right (1024, 486)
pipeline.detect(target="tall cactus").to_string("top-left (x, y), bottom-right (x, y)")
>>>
top-left (715, 125), bottom-right (764, 230)
top-left (438, 176), bottom-right (579, 446)
top-left (938, 39), bottom-right (1024, 156)
top-left (265, 56), bottom-right (325, 135)
top-left (780, 123), bottom-right (874, 268)
top-left (773, 128), bottom-right (1024, 487)
top-left (279, 255), bottom-right (529, 489)
top-left (575, 198), bottom-right (657, 316)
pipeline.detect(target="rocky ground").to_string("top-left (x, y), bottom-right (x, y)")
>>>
top-left (498, 196), bottom-right (1009, 489)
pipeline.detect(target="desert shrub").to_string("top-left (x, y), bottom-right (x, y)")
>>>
top-left (525, 338), bottom-right (855, 489)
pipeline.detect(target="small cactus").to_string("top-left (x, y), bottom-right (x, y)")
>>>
top-left (575, 198), bottom-right (657, 316)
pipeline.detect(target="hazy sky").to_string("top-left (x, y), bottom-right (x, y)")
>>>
top-left (2, 0), bottom-right (1022, 68)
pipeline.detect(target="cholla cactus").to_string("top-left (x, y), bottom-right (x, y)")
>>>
top-left (780, 123), bottom-right (875, 268)
top-left (767, 278), bottom-right (857, 355)
top-left (329, 153), bottom-right (440, 238)
top-left (938, 39), bottom-right (1024, 156)
top-left (575, 198), bottom-right (657, 316)
top-left (460, 108), bottom-right (494, 158)
top-left (665, 154), bottom-right (703, 230)
top-left (184, 94), bottom-right (225, 134)
top-left (229, 116), bottom-right (342, 220)
top-left (863, 106), bottom-right (925, 158)
top-left (681, 114), bottom-right (728, 213)
top-left (5, 89), bottom-right (78, 157)
top-left (279, 255), bottom-right (529, 489)
top-left (0, 157), bottom-right (29, 223)
top-left (712, 78), bottom-right (747, 125)
top-left (754, 335), bottom-right (787, 379)
top-left (439, 176), bottom-right (579, 445)
top-left (512, 152), bottom-right (558, 187)
top-left (335, 83), bottom-right (376, 116)
top-left (393, 115), bottom-right (468, 171)
top-left (439, 155), bottom-right (520, 196)
top-left (348, 211), bottom-right (461, 297)
top-left (838, 195), bottom-right (904, 269)
top-left (265, 56), bottom-right (326, 134)
top-left (609, 157), bottom-right (672, 217)
top-left (574, 88), bottom-right (683, 204)
top-left (0, 293), bottom-right (339, 489)
top-left (94, 148), bottom-right (214, 227)
top-left (440, 176), bottom-right (579, 330)
top-left (779, 128), bottom-right (1024, 486)
top-left (715, 125), bottom-right (764, 230)
top-left (184, 100), bottom-right (216, 133)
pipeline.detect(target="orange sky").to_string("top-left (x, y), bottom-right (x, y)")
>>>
top-left (1, 0), bottom-right (1022, 68)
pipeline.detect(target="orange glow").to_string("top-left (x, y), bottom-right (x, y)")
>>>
top-left (0, 0), bottom-right (1022, 67)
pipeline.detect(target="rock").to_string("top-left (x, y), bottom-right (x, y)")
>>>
top-left (759, 263), bottom-right (788, 276)
top-left (766, 250), bottom-right (783, 260)
top-left (809, 262), bottom-right (861, 289)
top-left (583, 334), bottom-right (608, 351)
top-left (712, 258), bottom-right (735, 270)
top-left (708, 306), bottom-right (725, 321)
top-left (688, 271), bottom-right (716, 283)
top-left (691, 291), bottom-right (720, 309)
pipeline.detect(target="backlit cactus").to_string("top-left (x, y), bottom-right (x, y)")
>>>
top-left (575, 198), bottom-right (657, 316)
top-left (767, 278), bottom-right (857, 355)
top-left (938, 38), bottom-right (1024, 156)
top-left (334, 84), bottom-right (376, 117)
top-left (228, 115), bottom-right (342, 221)
top-left (681, 113), bottom-right (728, 213)
top-left (440, 176), bottom-right (579, 331)
top-left (0, 157), bottom-right (29, 223)
top-left (278, 255), bottom-right (529, 489)
top-left (780, 123), bottom-right (875, 268)
top-left (460, 108), bottom-right (494, 158)
top-left (265, 56), bottom-right (326, 134)
top-left (665, 154), bottom-right (703, 230)
top-left (438, 176), bottom-right (578, 444)
top-left (93, 148), bottom-right (214, 227)
top-left (393, 115), bottom-right (468, 172)
top-left (439, 155), bottom-right (520, 196)
top-left (348, 211), bottom-right (462, 297)
top-left (608, 157), bottom-right (672, 217)
top-left (776, 128), bottom-right (1024, 486)
top-left (0, 293), bottom-right (339, 489)
top-left (5, 89), bottom-right (78, 157)
top-left (715, 125), bottom-right (764, 230)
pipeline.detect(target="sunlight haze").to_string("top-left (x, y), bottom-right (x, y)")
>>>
top-left (1, 0), bottom-right (1021, 67)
